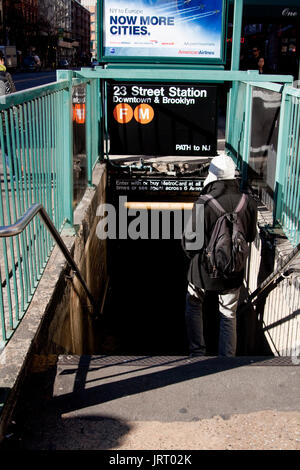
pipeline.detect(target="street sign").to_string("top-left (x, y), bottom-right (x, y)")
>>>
top-left (107, 82), bottom-right (218, 156)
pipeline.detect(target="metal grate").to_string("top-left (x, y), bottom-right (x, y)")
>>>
top-left (57, 355), bottom-right (300, 367)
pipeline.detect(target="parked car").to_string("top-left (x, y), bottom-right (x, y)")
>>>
top-left (23, 56), bottom-right (41, 72)
top-left (58, 59), bottom-right (69, 69)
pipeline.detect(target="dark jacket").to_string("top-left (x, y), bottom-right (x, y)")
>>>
top-left (182, 179), bottom-right (257, 291)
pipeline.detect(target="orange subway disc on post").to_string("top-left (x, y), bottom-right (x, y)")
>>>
top-left (74, 103), bottom-right (86, 124)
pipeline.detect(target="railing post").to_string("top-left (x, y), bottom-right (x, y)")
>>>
top-left (226, 81), bottom-right (237, 151)
top-left (97, 77), bottom-right (104, 161)
top-left (226, 0), bottom-right (244, 149)
top-left (86, 79), bottom-right (93, 185)
top-left (274, 85), bottom-right (292, 224)
top-left (241, 83), bottom-right (253, 188)
top-left (231, 0), bottom-right (244, 72)
top-left (86, 76), bottom-right (102, 185)
top-left (56, 70), bottom-right (74, 228)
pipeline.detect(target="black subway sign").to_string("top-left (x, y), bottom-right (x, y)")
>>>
top-left (107, 83), bottom-right (218, 157)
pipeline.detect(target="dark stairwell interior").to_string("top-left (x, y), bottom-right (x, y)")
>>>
top-left (97, 235), bottom-right (273, 357)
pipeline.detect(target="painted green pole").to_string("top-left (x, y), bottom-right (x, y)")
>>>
top-left (57, 70), bottom-right (74, 228)
top-left (274, 85), bottom-right (292, 224)
top-left (97, 0), bottom-right (101, 62)
top-left (241, 82), bottom-right (252, 188)
top-left (226, 0), bottom-right (244, 153)
top-left (86, 80), bottom-right (93, 185)
top-left (231, 0), bottom-right (244, 72)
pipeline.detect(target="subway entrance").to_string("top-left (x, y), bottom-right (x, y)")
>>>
top-left (98, 158), bottom-right (269, 356)
top-left (101, 159), bottom-right (207, 355)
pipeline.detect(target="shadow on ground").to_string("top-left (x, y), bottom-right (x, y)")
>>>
top-left (0, 354), bottom-right (281, 450)
top-left (0, 363), bottom-right (132, 451)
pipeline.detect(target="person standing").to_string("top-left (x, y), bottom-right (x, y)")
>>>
top-left (0, 51), bottom-right (16, 95)
top-left (0, 50), bottom-right (17, 176)
top-left (246, 46), bottom-right (264, 70)
top-left (257, 56), bottom-right (269, 74)
top-left (182, 155), bottom-right (257, 357)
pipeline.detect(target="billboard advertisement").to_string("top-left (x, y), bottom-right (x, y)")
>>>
top-left (107, 82), bottom-right (218, 156)
top-left (101, 0), bottom-right (227, 63)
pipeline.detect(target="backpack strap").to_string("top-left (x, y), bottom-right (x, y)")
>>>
top-left (234, 193), bottom-right (248, 213)
top-left (202, 193), bottom-right (248, 215)
top-left (201, 194), bottom-right (225, 215)
top-left (231, 193), bottom-right (248, 239)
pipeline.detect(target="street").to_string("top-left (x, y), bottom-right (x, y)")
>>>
top-left (11, 70), bottom-right (59, 92)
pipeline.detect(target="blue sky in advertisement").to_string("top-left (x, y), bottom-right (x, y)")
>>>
top-left (103, 0), bottom-right (224, 60)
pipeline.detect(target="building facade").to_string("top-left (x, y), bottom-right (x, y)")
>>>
top-left (80, 0), bottom-right (97, 61)
top-left (0, 0), bottom-right (90, 68)
top-left (71, 0), bottom-right (91, 66)
top-left (242, 0), bottom-right (299, 79)
top-left (0, 0), bottom-right (38, 55)
top-left (227, 0), bottom-right (300, 79)
top-left (37, 0), bottom-right (72, 67)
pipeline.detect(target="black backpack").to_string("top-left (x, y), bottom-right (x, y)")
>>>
top-left (201, 193), bottom-right (249, 279)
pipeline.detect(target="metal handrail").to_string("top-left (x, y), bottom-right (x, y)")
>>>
top-left (0, 203), bottom-right (97, 313)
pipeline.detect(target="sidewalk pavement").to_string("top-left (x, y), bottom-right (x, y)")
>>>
top-left (1, 355), bottom-right (300, 450)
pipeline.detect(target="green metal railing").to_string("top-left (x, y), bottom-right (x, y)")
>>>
top-left (226, 79), bottom-right (300, 246)
top-left (0, 202), bottom-right (97, 306)
top-left (0, 72), bottom-right (99, 349)
top-left (276, 86), bottom-right (300, 245)
top-left (0, 63), bottom-right (299, 349)
top-left (86, 77), bottom-right (101, 181)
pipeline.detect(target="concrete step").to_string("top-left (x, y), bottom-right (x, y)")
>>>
top-left (1, 355), bottom-right (300, 450)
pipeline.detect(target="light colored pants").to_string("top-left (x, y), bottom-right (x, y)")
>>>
top-left (185, 283), bottom-right (241, 357)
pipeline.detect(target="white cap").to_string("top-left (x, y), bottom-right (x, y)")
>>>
top-left (203, 154), bottom-right (236, 187)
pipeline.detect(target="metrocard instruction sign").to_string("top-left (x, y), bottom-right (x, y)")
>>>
top-left (101, 0), bottom-right (227, 63)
